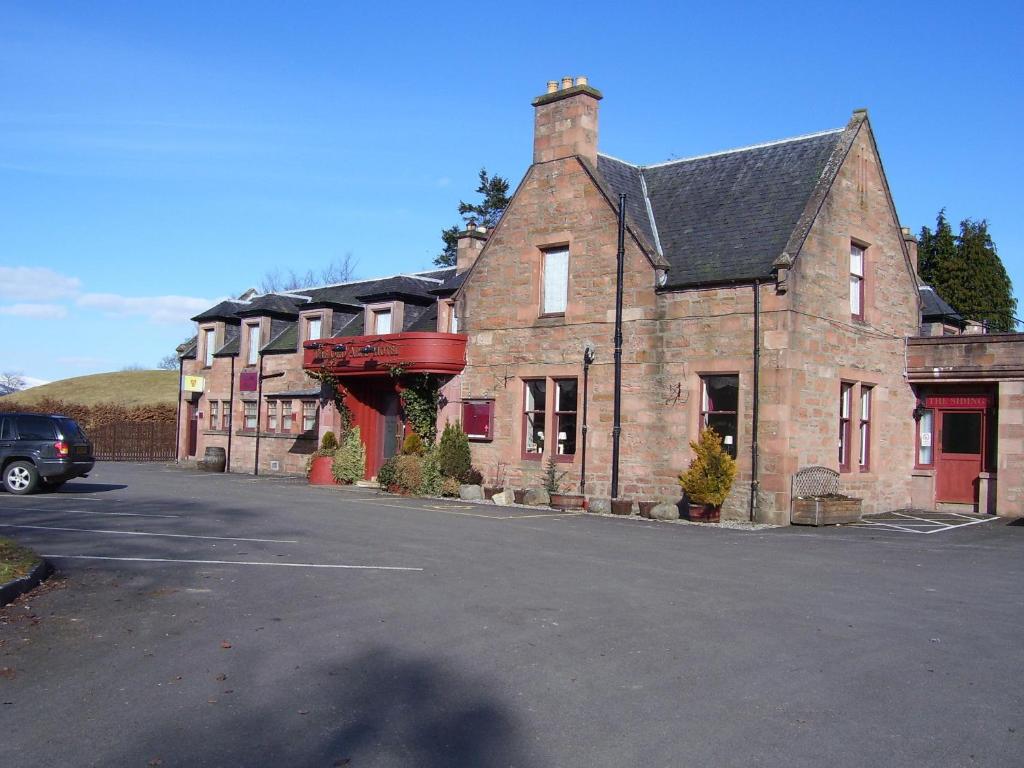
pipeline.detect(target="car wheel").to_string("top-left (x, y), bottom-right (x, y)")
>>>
top-left (3, 461), bottom-right (40, 495)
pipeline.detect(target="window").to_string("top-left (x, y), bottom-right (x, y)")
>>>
top-left (15, 416), bottom-right (57, 440)
top-left (542, 247), bottom-right (569, 315)
top-left (373, 309), bottom-right (392, 335)
top-left (839, 382), bottom-right (853, 471)
top-left (247, 323), bottom-right (260, 366)
top-left (523, 379), bottom-right (546, 457)
top-left (446, 301), bottom-right (459, 333)
top-left (243, 401), bottom-right (257, 431)
top-left (267, 401), bottom-right (278, 432)
top-left (554, 379), bottom-right (578, 459)
top-left (281, 401), bottom-right (293, 432)
top-left (302, 401), bottom-right (317, 432)
top-left (858, 386), bottom-right (872, 471)
top-left (203, 328), bottom-right (215, 367)
top-left (700, 375), bottom-right (739, 458)
top-left (916, 409), bottom-right (934, 466)
top-left (209, 401), bottom-right (219, 430)
top-left (306, 316), bottom-right (322, 342)
top-left (220, 401), bottom-right (231, 431)
top-left (850, 242), bottom-right (865, 319)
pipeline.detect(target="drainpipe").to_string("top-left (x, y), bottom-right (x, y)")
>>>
top-left (253, 352), bottom-right (264, 476)
top-left (174, 356), bottom-right (183, 461)
top-left (749, 280), bottom-right (761, 522)
top-left (226, 356), bottom-right (235, 472)
top-left (579, 345), bottom-right (595, 494)
top-left (611, 193), bottom-right (626, 499)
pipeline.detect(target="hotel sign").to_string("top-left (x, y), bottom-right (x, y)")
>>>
top-left (183, 375), bottom-right (205, 393)
top-left (302, 332), bottom-right (467, 377)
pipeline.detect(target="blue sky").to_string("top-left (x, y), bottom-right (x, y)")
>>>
top-left (2, 0), bottom-right (1021, 383)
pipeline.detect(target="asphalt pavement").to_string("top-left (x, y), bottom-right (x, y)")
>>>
top-left (1, 463), bottom-right (1021, 767)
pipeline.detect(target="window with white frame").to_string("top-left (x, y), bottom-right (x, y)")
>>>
top-left (446, 301), bottom-right (459, 333)
top-left (373, 309), bottom-right (392, 335)
top-left (209, 401), bottom-right (219, 430)
top-left (839, 382), bottom-right (853, 471)
top-left (243, 401), bottom-right (257, 431)
top-left (858, 386), bottom-right (873, 470)
top-left (307, 316), bottom-right (322, 342)
top-left (542, 247), bottom-right (569, 315)
top-left (247, 323), bottom-right (260, 365)
top-left (267, 401), bottom-right (278, 432)
top-left (523, 379), bottom-right (546, 457)
top-left (700, 375), bottom-right (739, 458)
top-left (220, 401), bottom-right (231, 431)
top-left (553, 379), bottom-right (578, 458)
top-left (302, 401), bottom-right (317, 432)
top-left (203, 328), bottom-right (215, 367)
top-left (850, 243), bottom-right (865, 319)
top-left (281, 401), bottom-right (293, 432)
top-left (916, 409), bottom-right (934, 466)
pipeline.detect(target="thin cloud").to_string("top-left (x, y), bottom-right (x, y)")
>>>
top-left (76, 292), bottom-right (214, 324)
top-left (0, 267), bottom-right (81, 301)
top-left (0, 302), bottom-right (68, 319)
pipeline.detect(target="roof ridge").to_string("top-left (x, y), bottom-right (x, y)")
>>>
top-left (596, 151), bottom-right (638, 168)
top-left (639, 128), bottom-right (845, 169)
top-left (276, 268), bottom-right (451, 296)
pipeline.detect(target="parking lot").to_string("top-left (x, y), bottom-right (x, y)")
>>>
top-left (1, 463), bottom-right (1022, 767)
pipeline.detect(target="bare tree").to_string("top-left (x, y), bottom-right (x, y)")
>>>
top-left (1, 371), bottom-right (26, 390)
top-left (157, 353), bottom-right (179, 370)
top-left (258, 253), bottom-right (358, 294)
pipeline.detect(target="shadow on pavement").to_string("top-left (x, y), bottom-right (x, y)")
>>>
top-left (119, 646), bottom-right (543, 767)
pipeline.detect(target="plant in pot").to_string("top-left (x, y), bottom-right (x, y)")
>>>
top-left (678, 426), bottom-right (736, 523)
top-left (307, 431), bottom-right (339, 485)
top-left (484, 462), bottom-right (506, 500)
top-left (544, 456), bottom-right (584, 510)
top-left (332, 426), bottom-right (366, 485)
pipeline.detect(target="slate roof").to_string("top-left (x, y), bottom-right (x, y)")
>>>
top-left (919, 285), bottom-right (963, 323)
top-left (213, 325), bottom-right (240, 357)
top-left (595, 128), bottom-right (847, 289)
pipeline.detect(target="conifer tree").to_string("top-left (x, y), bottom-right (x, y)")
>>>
top-left (435, 168), bottom-right (511, 267)
top-left (918, 209), bottom-right (1018, 332)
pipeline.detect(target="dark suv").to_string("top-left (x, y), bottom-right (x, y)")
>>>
top-left (0, 413), bottom-right (94, 495)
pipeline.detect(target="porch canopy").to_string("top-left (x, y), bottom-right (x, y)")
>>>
top-left (302, 332), bottom-right (467, 377)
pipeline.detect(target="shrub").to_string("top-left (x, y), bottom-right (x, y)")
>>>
top-left (541, 455), bottom-right (568, 495)
top-left (376, 455), bottom-right (400, 490)
top-left (678, 427), bottom-right (737, 507)
top-left (319, 431), bottom-right (338, 451)
top-left (438, 421), bottom-right (471, 481)
top-left (332, 426), bottom-right (366, 484)
top-left (393, 454), bottom-right (424, 494)
top-left (419, 448), bottom-right (443, 496)
top-left (441, 476), bottom-right (461, 497)
top-left (462, 466), bottom-right (484, 485)
top-left (401, 432), bottom-right (425, 456)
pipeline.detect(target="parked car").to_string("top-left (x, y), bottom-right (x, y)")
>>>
top-left (0, 413), bottom-right (94, 495)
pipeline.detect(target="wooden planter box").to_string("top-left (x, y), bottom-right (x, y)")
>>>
top-left (550, 493), bottom-right (586, 511)
top-left (791, 496), bottom-right (862, 526)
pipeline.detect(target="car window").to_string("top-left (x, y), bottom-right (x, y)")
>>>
top-left (56, 418), bottom-right (87, 441)
top-left (0, 418), bottom-right (11, 440)
top-left (15, 416), bottom-right (58, 440)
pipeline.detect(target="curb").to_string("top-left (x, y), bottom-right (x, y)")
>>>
top-left (0, 559), bottom-right (54, 608)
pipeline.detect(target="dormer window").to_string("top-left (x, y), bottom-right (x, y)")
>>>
top-left (373, 308), bottom-right (392, 335)
top-left (306, 315), bottom-right (322, 342)
top-left (202, 327), bottom-right (215, 367)
top-left (246, 323), bottom-right (260, 366)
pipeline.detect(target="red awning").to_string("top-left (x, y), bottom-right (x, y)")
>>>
top-left (302, 332), bottom-right (466, 377)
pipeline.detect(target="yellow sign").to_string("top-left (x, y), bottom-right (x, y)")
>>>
top-left (183, 375), bottom-right (205, 393)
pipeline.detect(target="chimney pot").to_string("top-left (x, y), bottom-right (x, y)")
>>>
top-left (561, 76), bottom-right (573, 90)
top-left (546, 80), bottom-right (558, 94)
top-left (576, 75), bottom-right (588, 86)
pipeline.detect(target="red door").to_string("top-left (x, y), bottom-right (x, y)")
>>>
top-left (343, 379), bottom-right (404, 480)
top-left (186, 403), bottom-right (199, 457)
top-left (935, 410), bottom-right (984, 504)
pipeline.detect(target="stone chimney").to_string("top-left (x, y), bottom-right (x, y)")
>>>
top-left (902, 226), bottom-right (918, 275)
top-left (456, 225), bottom-right (488, 274)
top-left (532, 76), bottom-right (602, 166)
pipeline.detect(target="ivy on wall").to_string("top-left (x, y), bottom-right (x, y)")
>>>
top-left (395, 372), bottom-right (443, 444)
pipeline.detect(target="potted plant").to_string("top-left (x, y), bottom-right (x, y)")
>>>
top-left (332, 426), bottom-right (366, 485)
top-left (678, 427), bottom-right (737, 523)
top-left (543, 456), bottom-right (584, 510)
top-left (484, 462), bottom-right (506, 500)
top-left (308, 431), bottom-right (339, 485)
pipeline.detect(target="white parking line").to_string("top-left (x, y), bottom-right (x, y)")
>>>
top-left (923, 516), bottom-right (997, 534)
top-left (0, 523), bottom-right (296, 544)
top-left (43, 554), bottom-right (422, 571)
top-left (4, 507), bottom-right (181, 519)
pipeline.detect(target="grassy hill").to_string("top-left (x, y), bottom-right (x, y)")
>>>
top-left (3, 370), bottom-right (179, 408)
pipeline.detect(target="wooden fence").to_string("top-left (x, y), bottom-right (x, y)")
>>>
top-left (88, 421), bottom-right (177, 462)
